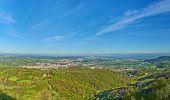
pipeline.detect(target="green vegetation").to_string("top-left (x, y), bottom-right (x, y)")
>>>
top-left (0, 56), bottom-right (170, 100)
top-left (0, 67), bottom-right (133, 100)
top-left (124, 77), bottom-right (170, 100)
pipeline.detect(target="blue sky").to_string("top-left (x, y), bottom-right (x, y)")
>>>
top-left (0, 0), bottom-right (170, 54)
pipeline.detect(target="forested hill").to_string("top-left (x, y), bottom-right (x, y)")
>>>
top-left (144, 56), bottom-right (170, 68)
top-left (145, 56), bottom-right (170, 63)
top-left (0, 67), bottom-right (133, 100)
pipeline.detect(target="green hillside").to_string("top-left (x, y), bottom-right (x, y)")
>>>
top-left (0, 67), bottom-right (133, 100)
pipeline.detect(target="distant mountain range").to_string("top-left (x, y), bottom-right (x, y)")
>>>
top-left (144, 56), bottom-right (170, 68)
top-left (145, 56), bottom-right (170, 63)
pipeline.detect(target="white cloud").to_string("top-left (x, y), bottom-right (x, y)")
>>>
top-left (6, 29), bottom-right (23, 39)
top-left (36, 1), bottom-right (86, 26)
top-left (96, 0), bottom-right (170, 36)
top-left (0, 11), bottom-right (22, 39)
top-left (43, 31), bottom-right (81, 42)
top-left (61, 1), bottom-right (86, 17)
top-left (44, 35), bottom-right (63, 42)
top-left (124, 9), bottom-right (139, 16)
top-left (0, 7), bottom-right (20, 38)
top-left (0, 12), bottom-right (15, 25)
top-left (30, 1), bottom-right (86, 31)
top-left (76, 36), bottom-right (100, 46)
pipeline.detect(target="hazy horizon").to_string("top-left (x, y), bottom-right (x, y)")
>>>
top-left (1, 52), bottom-right (170, 58)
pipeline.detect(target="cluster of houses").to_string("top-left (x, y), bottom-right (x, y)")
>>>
top-left (24, 61), bottom-right (80, 69)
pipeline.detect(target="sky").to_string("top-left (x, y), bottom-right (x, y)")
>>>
top-left (0, 0), bottom-right (170, 54)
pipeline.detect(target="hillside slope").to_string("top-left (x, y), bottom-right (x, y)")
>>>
top-left (0, 67), bottom-right (133, 100)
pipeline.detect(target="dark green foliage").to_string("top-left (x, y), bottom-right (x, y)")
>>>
top-left (123, 77), bottom-right (170, 100)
